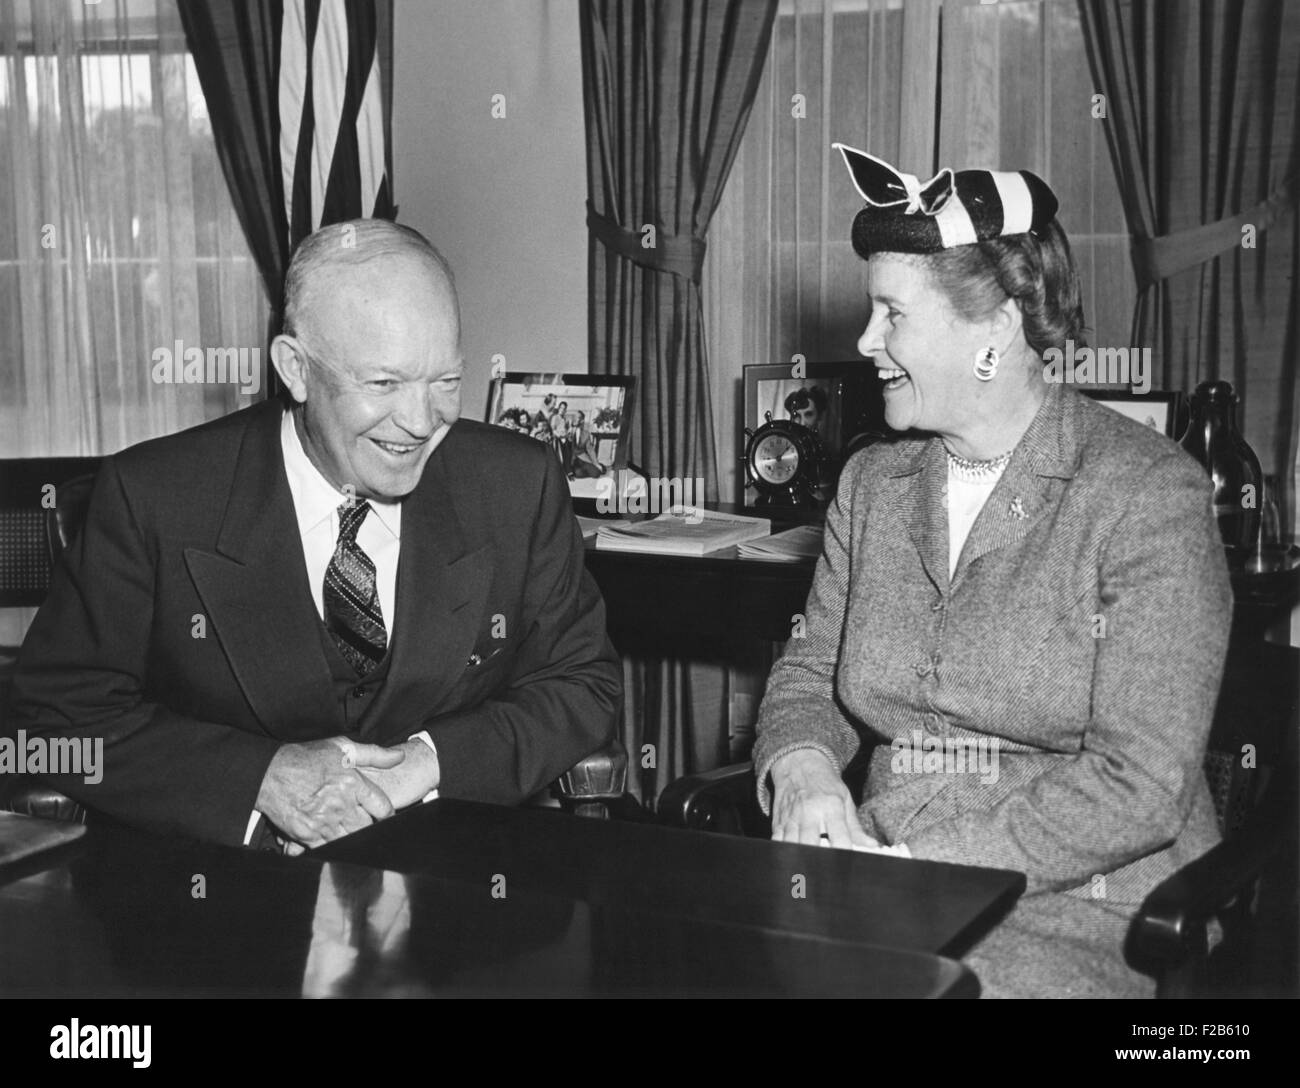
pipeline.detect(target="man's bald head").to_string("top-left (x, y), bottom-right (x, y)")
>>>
top-left (270, 218), bottom-right (466, 502)
top-left (282, 219), bottom-right (459, 355)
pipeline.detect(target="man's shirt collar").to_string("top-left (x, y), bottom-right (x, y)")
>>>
top-left (280, 408), bottom-right (402, 539)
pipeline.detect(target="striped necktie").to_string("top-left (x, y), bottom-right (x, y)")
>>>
top-left (324, 501), bottom-right (387, 676)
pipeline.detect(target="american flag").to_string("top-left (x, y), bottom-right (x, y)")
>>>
top-left (279, 0), bottom-right (393, 246)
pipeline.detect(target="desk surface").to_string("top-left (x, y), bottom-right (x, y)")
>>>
top-left (0, 802), bottom-right (1023, 998)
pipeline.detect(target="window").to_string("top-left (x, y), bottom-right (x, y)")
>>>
top-left (0, 0), bottom-right (267, 457)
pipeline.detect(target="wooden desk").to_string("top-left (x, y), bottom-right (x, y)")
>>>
top-left (317, 799), bottom-right (1023, 954)
top-left (584, 545), bottom-right (816, 657)
top-left (584, 536), bottom-right (1300, 762)
top-left (585, 536), bottom-right (1300, 659)
top-left (0, 801), bottom-right (1024, 997)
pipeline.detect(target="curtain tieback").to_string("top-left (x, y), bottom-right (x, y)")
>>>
top-left (1133, 174), bottom-right (1297, 288)
top-left (586, 203), bottom-right (707, 282)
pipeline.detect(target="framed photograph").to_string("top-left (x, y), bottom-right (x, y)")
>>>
top-left (485, 372), bottom-right (636, 498)
top-left (741, 362), bottom-right (897, 510)
top-left (1079, 389), bottom-right (1186, 440)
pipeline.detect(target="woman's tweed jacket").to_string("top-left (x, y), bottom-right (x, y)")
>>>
top-left (753, 382), bottom-right (1233, 995)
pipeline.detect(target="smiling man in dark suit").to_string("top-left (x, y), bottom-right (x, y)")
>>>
top-left (9, 218), bottom-right (621, 851)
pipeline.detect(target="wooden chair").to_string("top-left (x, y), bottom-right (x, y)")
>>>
top-left (1126, 638), bottom-right (1298, 997)
top-left (658, 748), bottom-right (874, 837)
top-left (0, 459), bottom-right (102, 823)
top-left (0, 458), bottom-right (104, 612)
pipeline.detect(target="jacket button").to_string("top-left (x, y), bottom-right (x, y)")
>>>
top-left (915, 661), bottom-right (931, 677)
top-left (351, 686), bottom-right (368, 699)
top-left (931, 599), bottom-right (944, 611)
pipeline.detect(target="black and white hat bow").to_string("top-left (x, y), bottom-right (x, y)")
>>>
top-left (832, 143), bottom-right (1059, 255)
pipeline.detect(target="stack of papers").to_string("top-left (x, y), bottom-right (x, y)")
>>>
top-left (595, 508), bottom-right (770, 556)
top-left (736, 524), bottom-right (824, 562)
top-left (576, 515), bottom-right (634, 542)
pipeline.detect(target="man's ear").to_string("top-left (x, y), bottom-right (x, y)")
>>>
top-left (270, 335), bottom-right (310, 404)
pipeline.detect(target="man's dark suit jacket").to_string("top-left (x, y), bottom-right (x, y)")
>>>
top-left (9, 400), bottom-right (622, 845)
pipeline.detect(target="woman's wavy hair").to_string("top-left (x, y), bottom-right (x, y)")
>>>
top-left (907, 221), bottom-right (1087, 359)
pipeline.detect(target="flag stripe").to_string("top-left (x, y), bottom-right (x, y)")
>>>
top-left (278, 0), bottom-right (309, 247)
top-left (357, 48), bottom-right (385, 216)
top-left (279, 0), bottom-right (391, 251)
top-left (310, 0), bottom-right (348, 231)
top-left (322, 0), bottom-right (378, 224)
top-left (289, 0), bottom-right (322, 247)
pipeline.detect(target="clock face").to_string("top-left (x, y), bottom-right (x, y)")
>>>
top-left (753, 432), bottom-right (800, 484)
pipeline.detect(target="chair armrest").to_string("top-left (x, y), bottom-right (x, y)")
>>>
top-left (0, 776), bottom-right (87, 824)
top-left (1127, 781), bottom-right (1297, 970)
top-left (552, 738), bottom-right (628, 817)
top-left (657, 761), bottom-right (767, 836)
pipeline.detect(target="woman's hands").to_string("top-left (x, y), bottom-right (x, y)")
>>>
top-left (770, 748), bottom-right (878, 849)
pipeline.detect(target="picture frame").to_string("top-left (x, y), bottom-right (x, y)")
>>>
top-left (741, 362), bottom-right (896, 510)
top-left (1078, 389), bottom-right (1186, 440)
top-left (485, 372), bottom-right (637, 498)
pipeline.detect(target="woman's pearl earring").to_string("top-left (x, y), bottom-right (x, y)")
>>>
top-left (973, 346), bottom-right (999, 382)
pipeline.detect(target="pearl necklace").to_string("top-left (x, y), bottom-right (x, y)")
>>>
top-left (946, 447), bottom-right (1012, 483)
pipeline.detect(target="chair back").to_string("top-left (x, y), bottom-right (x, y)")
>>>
top-left (1205, 639), bottom-right (1298, 837)
top-left (1, 459), bottom-right (100, 823)
top-left (45, 474), bottom-right (97, 566)
top-left (0, 458), bottom-right (102, 607)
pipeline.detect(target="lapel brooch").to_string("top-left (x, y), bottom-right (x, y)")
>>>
top-left (1008, 497), bottom-right (1027, 520)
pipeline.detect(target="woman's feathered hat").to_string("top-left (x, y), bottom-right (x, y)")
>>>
top-left (833, 143), bottom-right (1058, 257)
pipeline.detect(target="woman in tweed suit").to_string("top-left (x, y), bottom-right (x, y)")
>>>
top-left (751, 147), bottom-right (1233, 998)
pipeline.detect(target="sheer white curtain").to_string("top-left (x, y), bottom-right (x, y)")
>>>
top-left (1, 0), bottom-right (267, 642)
top-left (0, 0), bottom-right (266, 460)
top-left (705, 0), bottom-right (1134, 505)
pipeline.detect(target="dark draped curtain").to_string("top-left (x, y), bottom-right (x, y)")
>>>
top-left (1080, 0), bottom-right (1300, 535)
top-left (176, 0), bottom-right (395, 331)
top-left (177, 1), bottom-right (288, 311)
top-left (580, 0), bottom-right (778, 805)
